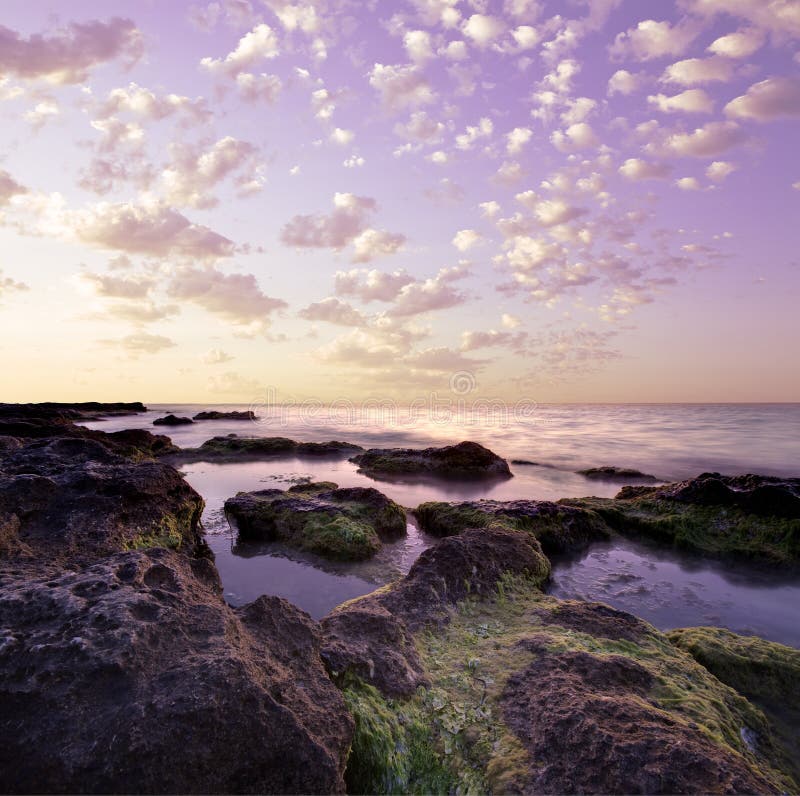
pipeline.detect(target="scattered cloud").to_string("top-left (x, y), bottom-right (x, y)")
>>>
top-left (299, 297), bottom-right (366, 326)
top-left (725, 76), bottom-right (800, 121)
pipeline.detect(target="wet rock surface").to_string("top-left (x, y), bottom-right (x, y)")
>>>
top-left (415, 498), bottom-right (611, 555)
top-left (577, 465), bottom-right (658, 481)
top-left (350, 440), bottom-right (512, 478)
top-left (153, 414), bottom-right (194, 426)
top-left (0, 549), bottom-right (352, 794)
top-left (225, 481), bottom-right (406, 561)
top-left (171, 434), bottom-right (363, 461)
top-left (192, 410), bottom-right (258, 421)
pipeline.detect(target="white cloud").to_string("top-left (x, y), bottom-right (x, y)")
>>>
top-left (452, 229), bottom-right (483, 251)
top-left (369, 63), bottom-right (436, 111)
top-left (462, 14), bottom-right (506, 47)
top-left (619, 158), bottom-right (672, 180)
top-left (677, 0), bottom-right (800, 39)
top-left (404, 29), bottom-right (434, 63)
top-left (104, 333), bottom-right (176, 355)
top-left (725, 77), bottom-right (800, 121)
top-left (235, 72), bottom-right (282, 103)
top-left (334, 268), bottom-right (415, 302)
top-left (664, 121), bottom-right (745, 157)
top-left (506, 126), bottom-right (532, 154)
top-left (455, 117), bottom-right (493, 150)
top-left (24, 99), bottom-right (59, 129)
top-left (330, 127), bottom-right (355, 145)
top-left (608, 69), bottom-right (642, 95)
top-left (299, 297), bottom-right (366, 326)
top-left (351, 228), bottom-right (406, 262)
top-left (648, 88), bottom-right (714, 113)
top-left (551, 122), bottom-right (598, 152)
top-left (479, 200), bottom-right (501, 218)
top-left (95, 82), bottom-right (211, 123)
top-left (676, 176), bottom-right (702, 190)
top-left (388, 265), bottom-right (470, 317)
top-left (200, 23), bottom-right (279, 75)
top-left (394, 111), bottom-right (445, 143)
top-left (661, 56), bottom-right (735, 85)
top-left (610, 19), bottom-right (699, 61)
top-left (501, 313), bottom-right (521, 328)
top-left (281, 193), bottom-right (377, 249)
top-left (706, 160), bottom-right (737, 181)
top-left (707, 28), bottom-right (764, 58)
top-left (202, 348), bottom-right (235, 365)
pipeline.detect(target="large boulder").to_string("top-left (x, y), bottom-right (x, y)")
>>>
top-left (153, 414), bottom-right (194, 426)
top-left (192, 410), bottom-right (257, 421)
top-left (171, 435), bottom-right (362, 461)
top-left (225, 482), bottom-right (406, 561)
top-left (0, 548), bottom-right (352, 794)
top-left (350, 440), bottom-right (512, 479)
top-left (0, 436), bottom-right (203, 560)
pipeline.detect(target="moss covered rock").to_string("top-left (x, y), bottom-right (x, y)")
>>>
top-left (172, 435), bottom-right (363, 461)
top-left (351, 440), bottom-right (512, 478)
top-left (224, 482), bottom-right (406, 560)
top-left (415, 498), bottom-right (611, 555)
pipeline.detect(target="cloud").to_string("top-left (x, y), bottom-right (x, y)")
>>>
top-left (167, 265), bottom-right (286, 331)
top-left (235, 72), bottom-right (282, 103)
top-left (334, 268), bottom-right (415, 302)
top-left (677, 0), bottom-right (800, 39)
top-left (608, 69), bottom-right (642, 95)
top-left (462, 14), bottom-right (506, 47)
top-left (460, 328), bottom-right (526, 351)
top-left (551, 122), bottom-right (599, 151)
top-left (281, 192), bottom-right (377, 250)
top-left (455, 117), bottom-right (493, 150)
top-left (200, 23), bottom-right (279, 75)
top-left (404, 29), bottom-right (434, 63)
top-left (388, 265), bottom-right (470, 317)
top-left (0, 269), bottom-right (28, 298)
top-left (502, 313), bottom-right (521, 328)
top-left (351, 228), bottom-right (406, 263)
top-left (725, 77), bottom-right (800, 121)
top-left (619, 158), bottom-right (672, 180)
top-left (369, 63), bottom-right (435, 111)
top-left (506, 127), bottom-right (533, 154)
top-left (664, 120), bottom-right (746, 157)
top-left (207, 370), bottom-right (263, 395)
top-left (202, 348), bottom-right (235, 365)
top-left (707, 28), bottom-right (764, 58)
top-left (661, 56), bottom-right (735, 85)
top-left (706, 160), bottom-right (737, 181)
top-left (0, 17), bottom-right (143, 83)
top-left (330, 127), bottom-right (355, 146)
top-left (103, 332), bottom-right (176, 356)
top-left (162, 136), bottom-right (261, 208)
top-left (95, 82), bottom-right (211, 123)
top-left (393, 111), bottom-right (445, 143)
top-left (77, 271), bottom-right (155, 299)
top-left (610, 19), bottom-right (699, 61)
top-left (0, 170), bottom-right (27, 205)
top-left (676, 176), bottom-right (702, 190)
top-left (452, 229), bottom-right (483, 251)
top-left (73, 201), bottom-right (236, 259)
top-left (299, 297), bottom-right (366, 326)
top-left (24, 99), bottom-right (59, 129)
top-left (648, 88), bottom-right (714, 113)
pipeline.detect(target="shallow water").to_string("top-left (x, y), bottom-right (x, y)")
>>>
top-left (83, 404), bottom-right (800, 644)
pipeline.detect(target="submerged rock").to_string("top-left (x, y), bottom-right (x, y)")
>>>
top-left (577, 465), bottom-right (658, 481)
top-left (225, 482), bottom-right (406, 560)
top-left (351, 440), bottom-right (512, 479)
top-left (0, 549), bottom-right (352, 794)
top-left (564, 472), bottom-right (800, 566)
top-left (153, 414), bottom-right (194, 426)
top-left (0, 437), bottom-right (204, 560)
top-left (172, 435), bottom-right (363, 461)
top-left (415, 498), bottom-right (611, 555)
top-left (192, 410), bottom-right (258, 421)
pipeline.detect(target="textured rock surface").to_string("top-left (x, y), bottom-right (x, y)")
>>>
top-left (351, 440), bottom-right (512, 478)
top-left (0, 437), bottom-right (203, 560)
top-left (415, 498), bottom-right (611, 555)
top-left (0, 549), bottom-right (352, 794)
top-left (192, 410), bottom-right (257, 420)
top-left (172, 434), bottom-right (362, 461)
top-left (226, 481), bottom-right (405, 560)
top-left (577, 465), bottom-right (658, 481)
top-left (153, 414), bottom-right (194, 426)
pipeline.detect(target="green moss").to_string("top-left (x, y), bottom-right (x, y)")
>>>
top-left (561, 495), bottom-right (800, 565)
top-left (121, 502), bottom-right (200, 551)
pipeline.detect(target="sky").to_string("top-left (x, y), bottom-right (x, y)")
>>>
top-left (0, 0), bottom-right (798, 404)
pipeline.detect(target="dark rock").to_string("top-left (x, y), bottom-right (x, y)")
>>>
top-left (153, 414), bottom-right (194, 426)
top-left (225, 482), bottom-right (406, 560)
top-left (0, 548), bottom-right (352, 794)
top-left (537, 601), bottom-right (652, 643)
top-left (171, 435), bottom-right (363, 461)
top-left (321, 527), bottom-right (549, 697)
top-left (350, 440), bottom-right (512, 478)
top-left (577, 465), bottom-right (658, 481)
top-left (0, 402), bottom-right (146, 421)
top-left (501, 647), bottom-right (774, 794)
top-left (192, 410), bottom-right (258, 421)
top-left (0, 437), bottom-right (203, 561)
top-left (415, 499), bottom-right (611, 555)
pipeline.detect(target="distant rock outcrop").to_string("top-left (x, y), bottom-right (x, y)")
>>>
top-left (153, 414), bottom-right (194, 426)
top-left (171, 435), bottom-right (362, 461)
top-left (192, 410), bottom-right (257, 421)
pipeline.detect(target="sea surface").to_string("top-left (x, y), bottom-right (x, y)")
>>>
top-left (84, 403), bottom-right (800, 646)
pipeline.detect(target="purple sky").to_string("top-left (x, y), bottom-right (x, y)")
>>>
top-left (0, 0), bottom-right (798, 403)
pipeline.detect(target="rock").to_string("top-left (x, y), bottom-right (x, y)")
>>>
top-left (192, 410), bottom-right (257, 421)
top-left (103, 428), bottom-right (179, 458)
top-left (562, 471), bottom-right (800, 566)
top-left (669, 627), bottom-right (800, 784)
top-left (350, 440), bottom-right (512, 479)
top-left (153, 414), bottom-right (194, 426)
top-left (171, 435), bottom-right (363, 461)
top-left (0, 548), bottom-right (352, 794)
top-left (325, 533), bottom-right (794, 794)
top-left (225, 482), bottom-right (406, 561)
top-left (414, 499), bottom-right (611, 555)
top-left (0, 436), bottom-right (204, 561)
top-left (577, 465), bottom-right (658, 481)
top-left (321, 527), bottom-right (550, 698)
top-left (0, 402), bottom-right (146, 421)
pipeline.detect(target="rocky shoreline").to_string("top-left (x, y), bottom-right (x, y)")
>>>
top-left (0, 403), bottom-right (798, 794)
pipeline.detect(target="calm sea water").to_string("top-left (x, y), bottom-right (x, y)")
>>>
top-left (84, 403), bottom-right (800, 645)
